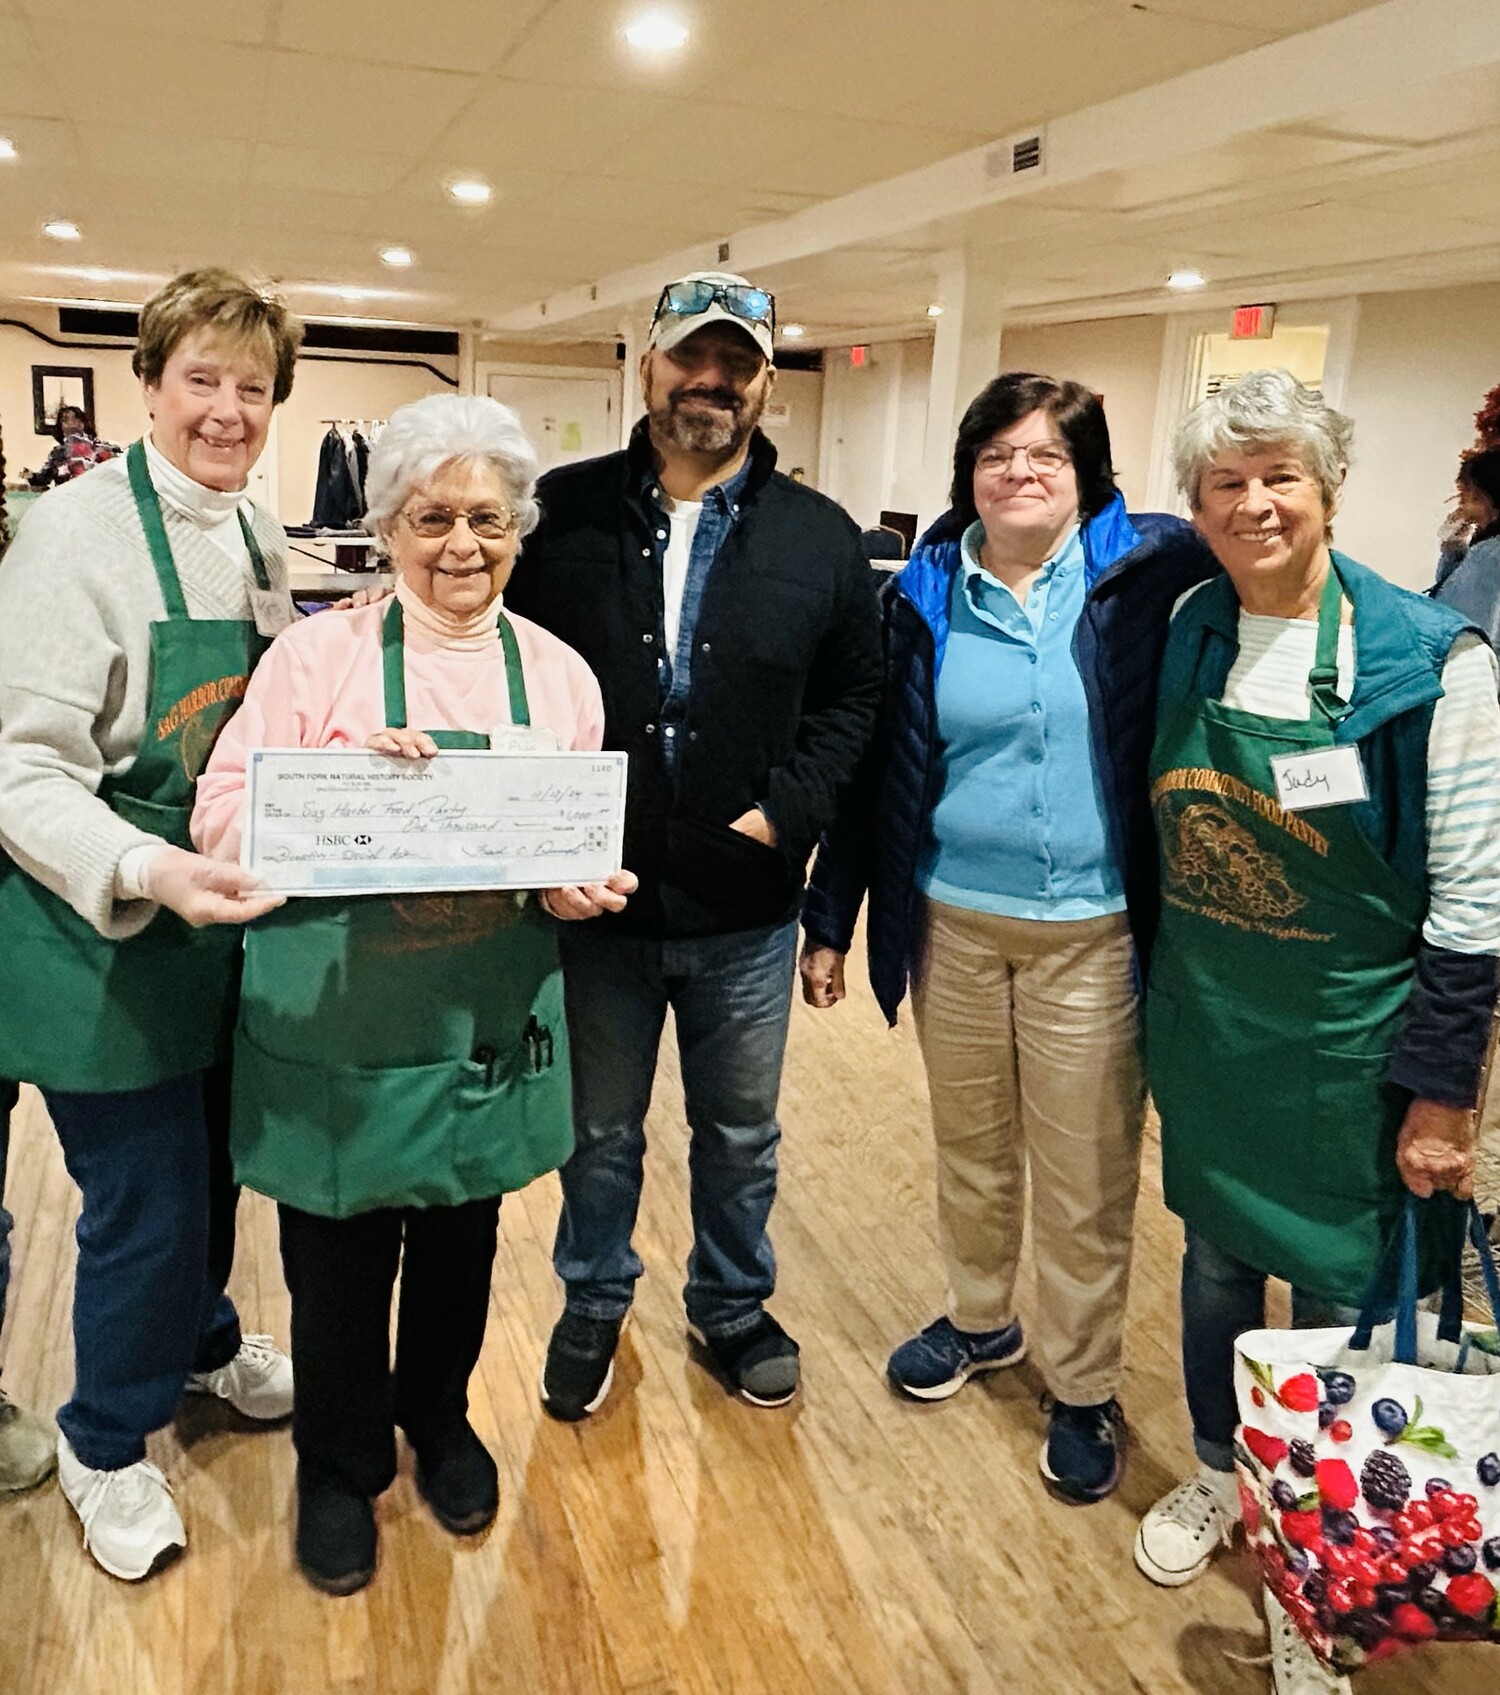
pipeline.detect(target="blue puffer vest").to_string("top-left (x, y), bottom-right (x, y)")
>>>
top-left (802, 494), bottom-right (1219, 1024)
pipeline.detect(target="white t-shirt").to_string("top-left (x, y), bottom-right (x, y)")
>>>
top-left (661, 496), bottom-right (704, 658)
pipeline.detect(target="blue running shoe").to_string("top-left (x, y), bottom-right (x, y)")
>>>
top-left (886, 1315), bottom-right (1026, 1401)
top-left (1040, 1397), bottom-right (1128, 1504)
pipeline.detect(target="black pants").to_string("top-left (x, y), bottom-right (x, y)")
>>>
top-left (277, 1196), bottom-right (501, 1497)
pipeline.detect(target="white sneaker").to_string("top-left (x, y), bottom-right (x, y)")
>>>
top-left (1133, 1464), bottom-right (1240, 1586)
top-left (185, 1335), bottom-right (293, 1420)
top-left (56, 1434), bottom-right (185, 1581)
top-left (1266, 1586), bottom-right (1351, 1695)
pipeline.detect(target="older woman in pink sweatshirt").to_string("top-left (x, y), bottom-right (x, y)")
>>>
top-left (193, 394), bottom-right (631, 1595)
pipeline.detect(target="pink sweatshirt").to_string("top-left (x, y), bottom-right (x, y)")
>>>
top-left (192, 598), bottom-right (605, 863)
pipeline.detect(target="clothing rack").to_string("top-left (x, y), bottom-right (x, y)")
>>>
top-left (311, 420), bottom-right (383, 530)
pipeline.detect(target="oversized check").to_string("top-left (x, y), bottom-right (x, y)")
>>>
top-left (243, 749), bottom-right (628, 896)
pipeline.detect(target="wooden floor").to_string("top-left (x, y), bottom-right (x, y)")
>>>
top-left (0, 936), bottom-right (1492, 1695)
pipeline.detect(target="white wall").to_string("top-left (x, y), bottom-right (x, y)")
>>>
top-left (0, 315), bottom-right (142, 478)
top-left (1336, 283), bottom-right (1500, 590)
top-left (819, 339), bottom-right (931, 528)
top-left (762, 367), bottom-right (823, 486)
top-left (997, 315), bottom-right (1168, 512)
top-left (276, 355), bottom-right (456, 526)
top-left (0, 306), bottom-right (461, 527)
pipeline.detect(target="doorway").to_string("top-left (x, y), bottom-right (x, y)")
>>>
top-left (478, 364), bottom-right (619, 474)
top-left (1145, 298), bottom-right (1359, 511)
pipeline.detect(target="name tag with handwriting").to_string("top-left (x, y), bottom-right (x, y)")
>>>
top-left (243, 748), bottom-right (627, 896)
top-left (1269, 746), bottom-right (1368, 812)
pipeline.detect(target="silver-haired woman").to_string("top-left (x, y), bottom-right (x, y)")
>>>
top-left (1132, 371), bottom-right (1500, 1693)
top-left (193, 393), bottom-right (633, 1596)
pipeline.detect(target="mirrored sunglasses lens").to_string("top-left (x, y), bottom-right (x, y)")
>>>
top-left (665, 281), bottom-right (717, 316)
top-left (730, 287), bottom-right (773, 323)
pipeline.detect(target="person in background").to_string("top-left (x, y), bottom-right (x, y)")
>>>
top-left (1432, 447), bottom-right (1500, 646)
top-left (194, 394), bottom-right (630, 1596)
top-left (801, 372), bottom-right (1214, 1504)
top-left (0, 268), bottom-right (301, 1581)
top-left (26, 403), bottom-right (121, 488)
top-left (505, 271), bottom-right (882, 1417)
top-left (1133, 371), bottom-right (1500, 1695)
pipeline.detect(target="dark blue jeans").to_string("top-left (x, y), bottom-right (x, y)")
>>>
top-left (1182, 1226), bottom-right (1360, 1472)
top-left (46, 1067), bottom-right (242, 1470)
top-left (0, 1079), bottom-right (16, 1370)
top-left (553, 918), bottom-right (798, 1338)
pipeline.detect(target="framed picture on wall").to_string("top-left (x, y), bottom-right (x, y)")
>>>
top-left (32, 365), bottom-right (95, 434)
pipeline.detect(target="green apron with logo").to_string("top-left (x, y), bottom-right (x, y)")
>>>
top-left (0, 439), bottom-right (270, 1092)
top-left (1147, 562), bottom-right (1438, 1305)
top-left (231, 596), bottom-right (573, 1219)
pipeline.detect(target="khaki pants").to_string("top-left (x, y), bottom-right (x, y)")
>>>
top-left (911, 901), bottom-right (1145, 1406)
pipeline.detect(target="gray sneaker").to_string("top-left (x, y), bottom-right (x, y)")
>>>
top-left (689, 1313), bottom-right (800, 1407)
top-left (0, 1388), bottom-right (56, 1495)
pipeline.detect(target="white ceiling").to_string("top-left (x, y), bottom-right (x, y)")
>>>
top-left (0, 0), bottom-right (1494, 345)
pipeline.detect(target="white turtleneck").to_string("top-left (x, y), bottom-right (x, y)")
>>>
top-left (394, 573), bottom-right (506, 652)
top-left (145, 435), bottom-right (252, 571)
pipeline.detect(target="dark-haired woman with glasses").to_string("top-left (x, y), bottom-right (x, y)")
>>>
top-left (801, 372), bottom-right (1216, 1503)
top-left (193, 393), bottom-right (633, 1595)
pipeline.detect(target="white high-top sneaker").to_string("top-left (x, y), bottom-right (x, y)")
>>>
top-left (1265, 1586), bottom-right (1352, 1695)
top-left (1133, 1464), bottom-right (1240, 1586)
top-left (56, 1434), bottom-right (185, 1581)
top-left (184, 1335), bottom-right (293, 1420)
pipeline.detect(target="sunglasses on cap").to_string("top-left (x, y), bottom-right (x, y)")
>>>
top-left (651, 280), bottom-right (776, 335)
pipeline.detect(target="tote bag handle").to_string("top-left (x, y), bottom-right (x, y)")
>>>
top-left (1350, 1196), bottom-right (1500, 1364)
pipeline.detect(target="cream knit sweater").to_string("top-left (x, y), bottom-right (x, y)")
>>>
top-left (0, 451), bottom-right (289, 938)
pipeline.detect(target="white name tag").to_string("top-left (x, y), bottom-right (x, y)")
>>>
top-left (250, 585), bottom-right (295, 638)
top-left (489, 724), bottom-right (562, 754)
top-left (1270, 745), bottom-right (1368, 811)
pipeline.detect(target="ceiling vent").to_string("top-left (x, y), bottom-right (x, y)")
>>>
top-left (985, 130), bottom-right (1045, 182)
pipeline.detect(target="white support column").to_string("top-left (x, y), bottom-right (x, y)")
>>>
top-left (618, 322), bottom-right (642, 449)
top-left (457, 329), bottom-right (478, 396)
top-left (916, 251), bottom-right (1005, 532)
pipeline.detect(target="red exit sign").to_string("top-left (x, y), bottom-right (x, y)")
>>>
top-left (1231, 303), bottom-right (1276, 340)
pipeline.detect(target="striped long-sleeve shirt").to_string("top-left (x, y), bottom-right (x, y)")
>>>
top-left (1180, 588), bottom-right (1500, 955)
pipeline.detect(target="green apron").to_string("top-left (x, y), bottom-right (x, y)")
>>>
top-left (0, 439), bottom-right (270, 1092)
top-left (1147, 562), bottom-right (1433, 1305)
top-left (231, 596), bottom-right (573, 1219)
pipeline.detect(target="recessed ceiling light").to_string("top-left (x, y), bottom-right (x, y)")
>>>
top-left (624, 12), bottom-right (689, 50)
top-left (43, 219), bottom-right (81, 242)
top-left (781, 323), bottom-right (806, 340)
top-left (1166, 269), bottom-right (1207, 291)
top-left (379, 245), bottom-right (415, 268)
top-left (447, 178), bottom-right (492, 206)
top-left (0, 138), bottom-right (17, 161)
top-left (926, 304), bottom-right (944, 318)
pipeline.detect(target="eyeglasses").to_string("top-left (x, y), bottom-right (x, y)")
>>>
top-left (401, 505), bottom-right (517, 541)
top-left (652, 280), bottom-right (776, 337)
top-left (974, 440), bottom-right (1072, 476)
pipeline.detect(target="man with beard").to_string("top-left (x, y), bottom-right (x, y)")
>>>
top-left (505, 271), bottom-right (881, 1416)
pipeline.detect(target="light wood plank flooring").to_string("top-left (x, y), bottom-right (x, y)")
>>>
top-left (0, 937), bottom-right (1490, 1695)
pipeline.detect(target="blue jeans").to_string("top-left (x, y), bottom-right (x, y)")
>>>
top-left (0, 1079), bottom-right (17, 1370)
top-left (553, 918), bottom-right (798, 1337)
top-left (1182, 1227), bottom-right (1360, 1472)
top-left (46, 1067), bottom-right (243, 1470)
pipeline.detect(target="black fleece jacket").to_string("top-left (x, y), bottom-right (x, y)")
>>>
top-left (505, 424), bottom-right (882, 938)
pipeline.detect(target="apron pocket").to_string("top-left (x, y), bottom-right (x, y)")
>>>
top-left (452, 1049), bottom-right (573, 1198)
top-left (1310, 1047), bottom-right (1400, 1202)
top-left (233, 1029), bottom-right (477, 1218)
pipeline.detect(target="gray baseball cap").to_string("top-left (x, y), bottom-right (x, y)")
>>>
top-left (648, 271), bottom-right (775, 362)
